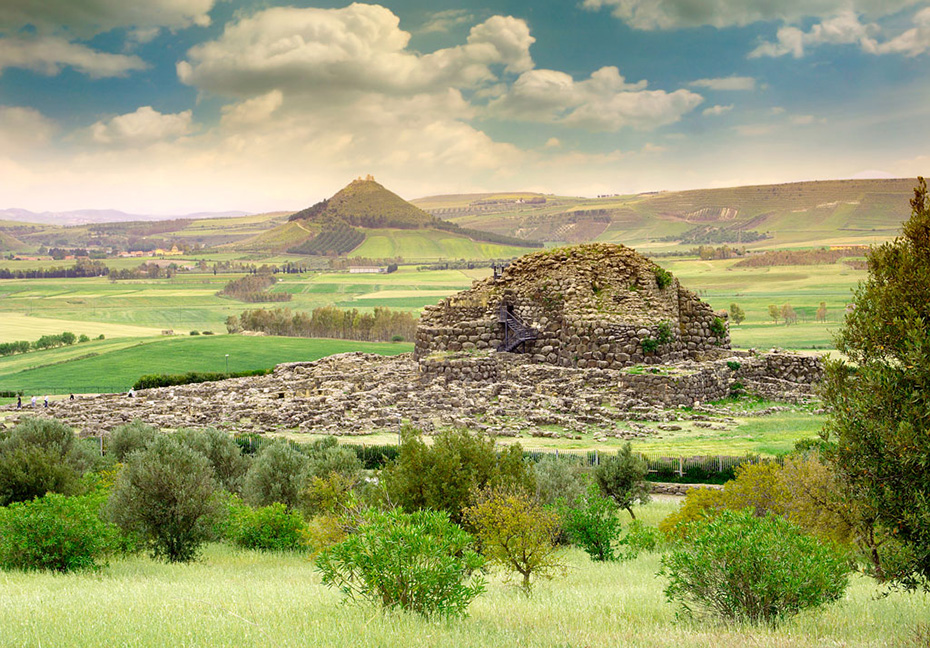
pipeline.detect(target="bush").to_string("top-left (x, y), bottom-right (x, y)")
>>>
top-left (661, 509), bottom-right (851, 625)
top-left (0, 493), bottom-right (117, 572)
top-left (175, 428), bottom-right (250, 495)
top-left (381, 427), bottom-right (533, 525)
top-left (305, 436), bottom-right (361, 482)
top-left (78, 334), bottom-right (90, 343)
top-left (533, 455), bottom-right (587, 508)
top-left (133, 369), bottom-right (271, 390)
top-left (0, 418), bottom-right (87, 505)
top-left (710, 316), bottom-right (727, 341)
top-left (316, 509), bottom-right (485, 618)
top-left (108, 436), bottom-right (220, 562)
top-left (620, 519), bottom-right (662, 557)
top-left (106, 420), bottom-right (158, 462)
top-left (465, 487), bottom-right (564, 593)
top-left (595, 443), bottom-right (650, 518)
top-left (654, 266), bottom-right (673, 289)
top-left (243, 440), bottom-right (308, 510)
top-left (201, 330), bottom-right (214, 335)
top-left (560, 482), bottom-right (623, 562)
top-left (190, 330), bottom-right (200, 336)
top-left (226, 500), bottom-right (307, 552)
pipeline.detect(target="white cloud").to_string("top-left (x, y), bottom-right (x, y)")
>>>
top-left (419, 9), bottom-right (473, 34)
top-left (580, 0), bottom-right (920, 30)
top-left (489, 66), bottom-right (701, 131)
top-left (544, 137), bottom-right (561, 148)
top-left (749, 11), bottom-right (876, 58)
top-left (220, 91), bottom-right (284, 129)
top-left (0, 36), bottom-right (146, 77)
top-left (790, 114), bottom-right (816, 125)
top-left (689, 76), bottom-right (756, 91)
top-left (89, 106), bottom-right (195, 146)
top-left (865, 7), bottom-right (930, 56)
top-left (0, 105), bottom-right (56, 152)
top-left (0, 0), bottom-right (215, 38)
top-left (178, 5), bottom-right (534, 97)
top-left (703, 104), bottom-right (733, 116)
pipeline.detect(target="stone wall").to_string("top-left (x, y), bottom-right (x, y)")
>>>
top-left (415, 244), bottom-right (730, 370)
top-left (418, 348), bottom-right (823, 407)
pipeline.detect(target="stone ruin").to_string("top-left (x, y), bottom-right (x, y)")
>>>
top-left (415, 244), bottom-right (729, 369)
top-left (1, 244), bottom-right (825, 440)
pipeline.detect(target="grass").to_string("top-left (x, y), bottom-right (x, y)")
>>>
top-left (0, 336), bottom-right (412, 395)
top-left (351, 228), bottom-right (532, 261)
top-left (0, 500), bottom-right (926, 647)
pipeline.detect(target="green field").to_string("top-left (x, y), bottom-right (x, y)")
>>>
top-left (0, 336), bottom-right (412, 395)
top-left (0, 501), bottom-right (926, 648)
top-left (351, 228), bottom-right (535, 261)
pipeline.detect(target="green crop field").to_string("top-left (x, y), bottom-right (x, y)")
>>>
top-left (0, 501), bottom-right (926, 648)
top-left (0, 335), bottom-right (412, 395)
top-left (351, 228), bottom-right (534, 261)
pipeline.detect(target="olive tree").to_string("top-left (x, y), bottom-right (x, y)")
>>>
top-left (822, 177), bottom-right (930, 590)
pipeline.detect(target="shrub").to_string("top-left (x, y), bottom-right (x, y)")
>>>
top-left (661, 509), bottom-right (851, 625)
top-left (132, 369), bottom-right (271, 390)
top-left (106, 420), bottom-right (158, 462)
top-left (641, 337), bottom-right (659, 354)
top-left (243, 440), bottom-right (308, 510)
top-left (533, 455), bottom-right (587, 508)
top-left (226, 500), bottom-right (307, 552)
top-left (0, 418), bottom-right (87, 505)
top-left (620, 519), bottom-right (662, 557)
top-left (306, 436), bottom-right (361, 482)
top-left (465, 487), bottom-right (565, 593)
top-left (108, 436), bottom-right (220, 562)
top-left (595, 443), bottom-right (650, 518)
top-left (0, 493), bottom-right (117, 572)
top-left (175, 427), bottom-right (250, 495)
top-left (316, 509), bottom-right (485, 618)
top-left (560, 482), bottom-right (623, 562)
top-left (726, 360), bottom-right (741, 371)
top-left (659, 487), bottom-right (725, 540)
top-left (189, 330), bottom-right (200, 336)
top-left (654, 266), bottom-right (673, 289)
top-left (710, 316), bottom-right (727, 341)
top-left (201, 330), bottom-right (214, 335)
top-left (381, 427), bottom-right (533, 525)
top-left (78, 334), bottom-right (90, 343)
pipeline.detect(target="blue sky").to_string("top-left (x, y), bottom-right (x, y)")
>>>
top-left (1, 0), bottom-right (928, 214)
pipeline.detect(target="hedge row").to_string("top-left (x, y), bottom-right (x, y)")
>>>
top-left (133, 369), bottom-right (272, 390)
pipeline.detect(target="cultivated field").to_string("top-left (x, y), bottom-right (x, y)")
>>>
top-left (0, 500), bottom-right (926, 648)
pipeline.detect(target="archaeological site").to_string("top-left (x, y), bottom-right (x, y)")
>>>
top-left (3, 244), bottom-right (823, 441)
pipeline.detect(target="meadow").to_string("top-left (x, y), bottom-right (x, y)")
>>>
top-left (0, 499), bottom-right (926, 648)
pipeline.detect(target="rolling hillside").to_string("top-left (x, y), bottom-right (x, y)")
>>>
top-left (414, 178), bottom-right (916, 250)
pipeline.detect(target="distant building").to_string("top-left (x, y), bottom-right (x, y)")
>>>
top-left (348, 266), bottom-right (385, 274)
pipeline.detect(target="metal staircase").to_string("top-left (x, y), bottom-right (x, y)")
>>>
top-left (498, 304), bottom-right (537, 352)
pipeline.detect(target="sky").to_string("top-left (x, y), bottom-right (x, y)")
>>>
top-left (1, 0), bottom-right (929, 215)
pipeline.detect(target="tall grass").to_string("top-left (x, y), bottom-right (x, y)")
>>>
top-left (0, 501), bottom-right (925, 647)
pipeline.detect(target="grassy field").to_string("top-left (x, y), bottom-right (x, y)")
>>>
top-left (0, 336), bottom-right (412, 395)
top-left (0, 500), bottom-right (926, 648)
top-left (351, 228), bottom-right (535, 261)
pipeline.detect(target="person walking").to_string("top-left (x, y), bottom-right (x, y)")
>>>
top-left (31, 395), bottom-right (36, 408)
top-left (16, 395), bottom-right (21, 408)
top-left (44, 395), bottom-right (48, 408)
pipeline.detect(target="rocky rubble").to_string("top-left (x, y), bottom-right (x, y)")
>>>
top-left (1, 349), bottom-right (823, 440)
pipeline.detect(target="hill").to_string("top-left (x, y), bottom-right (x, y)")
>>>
top-left (414, 178), bottom-right (916, 250)
top-left (288, 176), bottom-right (436, 230)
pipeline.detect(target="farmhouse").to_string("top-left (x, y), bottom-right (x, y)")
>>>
top-left (415, 243), bottom-right (729, 369)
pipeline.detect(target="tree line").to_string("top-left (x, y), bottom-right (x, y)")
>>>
top-left (0, 259), bottom-right (108, 279)
top-left (218, 274), bottom-right (291, 303)
top-left (227, 305), bottom-right (417, 342)
top-left (0, 331), bottom-right (94, 357)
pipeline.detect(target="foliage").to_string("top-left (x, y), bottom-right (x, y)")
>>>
top-left (0, 417), bottom-right (87, 505)
top-left (822, 178), bottom-right (930, 590)
top-left (710, 316), bottom-right (728, 340)
top-left (560, 482), bottom-right (623, 562)
top-left (132, 368), bottom-right (271, 390)
top-left (594, 443), bottom-right (650, 518)
top-left (781, 303), bottom-right (798, 326)
top-left (734, 246), bottom-right (867, 268)
top-left (305, 436), bottom-right (362, 482)
top-left (621, 519), bottom-right (662, 557)
top-left (316, 508), bottom-right (485, 618)
top-left (108, 435), bottom-right (221, 563)
top-left (729, 303), bottom-right (746, 325)
top-left (238, 305), bottom-right (417, 343)
top-left (175, 427), bottom-right (250, 495)
top-left (661, 509), bottom-right (851, 625)
top-left (532, 455), bottom-right (587, 507)
top-left (768, 304), bottom-right (780, 324)
top-left (0, 492), bottom-right (117, 572)
top-left (288, 221), bottom-right (365, 256)
top-left (226, 499), bottom-right (307, 552)
top-left (816, 301), bottom-right (828, 323)
top-left (106, 420), bottom-right (158, 462)
top-left (381, 427), bottom-right (533, 525)
top-left (464, 487), bottom-right (564, 593)
top-left (218, 273), bottom-right (291, 303)
top-left (243, 440), bottom-right (309, 510)
top-left (653, 266), bottom-right (673, 289)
